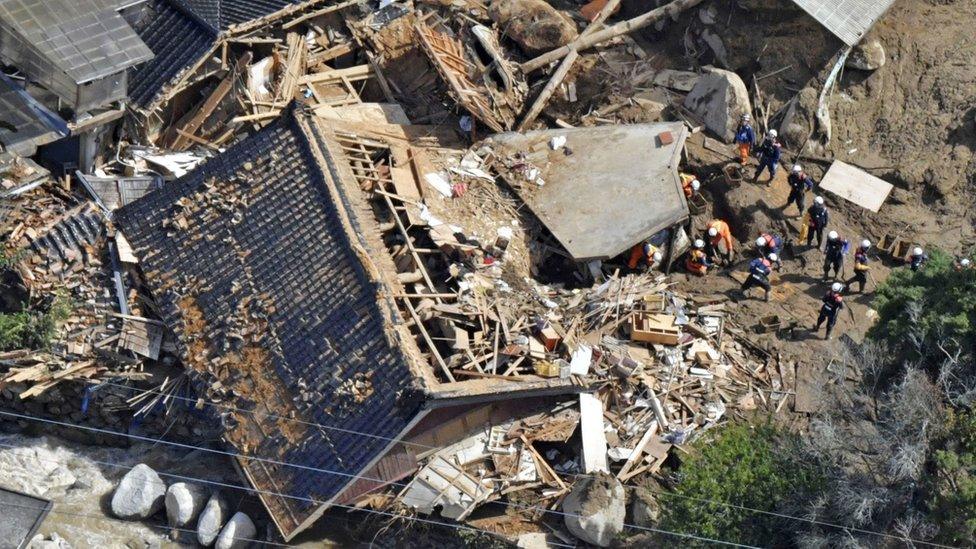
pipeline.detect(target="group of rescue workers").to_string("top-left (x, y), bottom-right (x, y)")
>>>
top-left (626, 113), bottom-right (974, 341)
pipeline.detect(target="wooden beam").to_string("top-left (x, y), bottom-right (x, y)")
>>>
top-left (282, 0), bottom-right (361, 29)
top-left (521, 0), bottom-right (706, 73)
top-left (167, 52), bottom-right (252, 150)
top-left (517, 0), bottom-right (620, 129)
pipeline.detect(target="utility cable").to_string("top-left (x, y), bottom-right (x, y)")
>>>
top-left (92, 382), bottom-right (956, 548)
top-left (0, 410), bottom-right (758, 548)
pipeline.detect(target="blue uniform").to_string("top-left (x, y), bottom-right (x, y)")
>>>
top-left (754, 137), bottom-right (781, 181)
top-left (911, 253), bottom-right (928, 271)
top-left (735, 124), bottom-right (755, 145)
top-left (823, 238), bottom-right (848, 279)
top-left (806, 204), bottom-right (829, 247)
top-left (741, 258), bottom-right (772, 299)
top-left (816, 290), bottom-right (844, 338)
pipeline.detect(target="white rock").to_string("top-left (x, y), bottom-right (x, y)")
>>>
top-left (683, 67), bottom-right (752, 141)
top-left (165, 482), bottom-right (208, 528)
top-left (847, 38), bottom-right (886, 71)
top-left (110, 463), bottom-right (166, 520)
top-left (562, 473), bottom-right (626, 547)
top-left (197, 492), bottom-right (230, 547)
top-left (215, 512), bottom-right (257, 549)
top-left (27, 533), bottom-right (72, 549)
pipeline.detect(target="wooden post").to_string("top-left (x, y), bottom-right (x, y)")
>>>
top-left (520, 0), bottom-right (707, 74)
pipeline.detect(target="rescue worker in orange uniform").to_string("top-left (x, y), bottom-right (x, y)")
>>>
top-left (685, 239), bottom-right (712, 276)
top-left (680, 173), bottom-right (700, 199)
top-left (733, 114), bottom-right (755, 165)
top-left (628, 241), bottom-right (662, 271)
top-left (705, 219), bottom-right (734, 266)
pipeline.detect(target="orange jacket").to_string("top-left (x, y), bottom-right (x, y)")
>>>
top-left (680, 173), bottom-right (696, 198)
top-left (628, 243), bottom-right (659, 269)
top-left (707, 219), bottom-right (733, 251)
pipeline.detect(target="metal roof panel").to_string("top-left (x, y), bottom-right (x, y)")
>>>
top-left (791, 0), bottom-right (897, 46)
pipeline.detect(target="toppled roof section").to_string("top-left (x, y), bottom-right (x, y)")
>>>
top-left (129, 0), bottom-right (216, 107)
top-left (172, 0), bottom-right (310, 32)
top-left (0, 72), bottom-right (68, 156)
top-left (0, 0), bottom-right (153, 84)
top-left (791, 0), bottom-right (896, 46)
top-left (115, 108), bottom-right (424, 539)
top-left (486, 123), bottom-right (690, 261)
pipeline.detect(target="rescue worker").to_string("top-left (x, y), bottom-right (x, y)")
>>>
top-left (685, 239), bottom-right (711, 276)
top-left (705, 219), bottom-right (734, 265)
top-left (955, 257), bottom-right (973, 271)
top-left (740, 255), bottom-right (773, 301)
top-left (785, 164), bottom-right (813, 215)
top-left (753, 129), bottom-right (781, 183)
top-left (844, 240), bottom-right (872, 293)
top-left (910, 247), bottom-right (928, 272)
top-left (628, 241), bottom-right (662, 271)
top-left (733, 114), bottom-right (755, 165)
top-left (806, 196), bottom-right (829, 249)
top-left (814, 283), bottom-right (845, 340)
top-left (755, 233), bottom-right (783, 260)
top-left (823, 231), bottom-right (848, 280)
top-left (680, 173), bottom-right (701, 199)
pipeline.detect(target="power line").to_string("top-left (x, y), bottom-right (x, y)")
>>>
top-left (0, 439), bottom-right (575, 549)
top-left (95, 382), bottom-right (957, 549)
top-left (94, 381), bottom-right (955, 548)
top-left (0, 409), bottom-right (756, 548)
top-left (0, 498), bottom-right (291, 547)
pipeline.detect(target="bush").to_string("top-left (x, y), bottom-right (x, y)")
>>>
top-left (0, 292), bottom-right (71, 351)
top-left (870, 249), bottom-right (976, 359)
top-left (658, 422), bottom-right (823, 547)
top-left (928, 409), bottom-right (976, 545)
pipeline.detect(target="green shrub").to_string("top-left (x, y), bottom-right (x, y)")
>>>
top-left (0, 292), bottom-right (71, 351)
top-left (870, 249), bottom-right (976, 359)
top-left (658, 422), bottom-right (823, 547)
top-left (929, 409), bottom-right (976, 545)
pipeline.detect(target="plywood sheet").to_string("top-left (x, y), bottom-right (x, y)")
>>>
top-left (819, 160), bottom-right (893, 213)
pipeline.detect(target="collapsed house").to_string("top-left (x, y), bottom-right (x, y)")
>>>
top-left (114, 106), bottom-right (589, 539)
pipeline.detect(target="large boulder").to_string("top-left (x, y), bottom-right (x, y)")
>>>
top-left (488, 0), bottom-right (578, 53)
top-left (683, 67), bottom-right (751, 141)
top-left (630, 487), bottom-right (662, 527)
top-left (165, 482), bottom-right (209, 528)
top-left (847, 38), bottom-right (886, 71)
top-left (778, 86), bottom-right (821, 149)
top-left (197, 492), bottom-right (231, 547)
top-left (562, 473), bottom-right (626, 547)
top-left (110, 464), bottom-right (166, 520)
top-left (215, 512), bottom-right (257, 549)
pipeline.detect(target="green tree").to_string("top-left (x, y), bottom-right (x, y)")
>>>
top-left (658, 422), bottom-right (823, 547)
top-left (0, 291), bottom-right (71, 351)
top-left (870, 249), bottom-right (976, 360)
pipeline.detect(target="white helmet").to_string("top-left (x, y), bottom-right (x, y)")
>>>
top-left (828, 231), bottom-right (839, 240)
top-left (768, 253), bottom-right (778, 262)
top-left (831, 282), bottom-right (843, 292)
top-left (769, 129), bottom-right (778, 138)
top-left (653, 252), bottom-right (663, 262)
top-left (741, 113), bottom-right (751, 121)
top-left (708, 227), bottom-right (718, 237)
top-left (814, 196), bottom-right (825, 205)
top-left (691, 179), bottom-right (700, 191)
top-left (694, 239), bottom-right (705, 249)
top-left (756, 236), bottom-right (767, 247)
top-left (861, 240), bottom-right (871, 249)
top-left (914, 247), bottom-right (924, 256)
top-left (962, 258), bottom-right (972, 267)
top-left (792, 164), bottom-right (802, 173)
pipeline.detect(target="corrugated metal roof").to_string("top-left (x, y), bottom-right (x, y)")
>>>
top-left (0, 72), bottom-right (69, 155)
top-left (0, 0), bottom-right (154, 83)
top-left (129, 0), bottom-right (216, 107)
top-left (791, 0), bottom-right (897, 46)
top-left (115, 108), bottom-right (423, 540)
